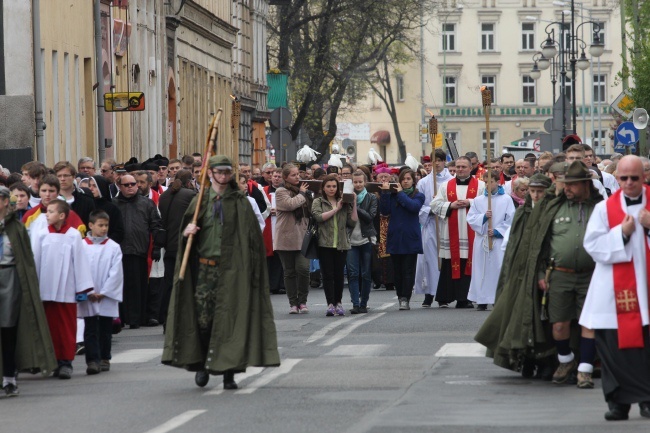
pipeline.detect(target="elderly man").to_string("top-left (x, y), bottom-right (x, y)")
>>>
top-left (259, 162), bottom-right (276, 187)
top-left (78, 157), bottom-right (96, 177)
top-left (580, 155), bottom-right (650, 421)
top-left (113, 174), bottom-right (163, 329)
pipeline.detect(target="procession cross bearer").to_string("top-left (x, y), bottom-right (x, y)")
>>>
top-left (580, 155), bottom-right (650, 421)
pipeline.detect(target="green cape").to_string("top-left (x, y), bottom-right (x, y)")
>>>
top-left (161, 186), bottom-right (280, 374)
top-left (475, 184), bottom-right (603, 371)
top-left (0, 212), bottom-right (57, 376)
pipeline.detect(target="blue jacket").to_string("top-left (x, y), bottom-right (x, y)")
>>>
top-left (379, 190), bottom-right (425, 255)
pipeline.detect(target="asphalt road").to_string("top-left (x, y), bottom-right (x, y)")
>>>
top-left (2, 287), bottom-right (648, 433)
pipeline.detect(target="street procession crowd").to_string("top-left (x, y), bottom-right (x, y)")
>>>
top-left (2, 133), bottom-right (650, 422)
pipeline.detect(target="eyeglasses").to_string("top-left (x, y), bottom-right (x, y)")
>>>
top-left (619, 176), bottom-right (640, 182)
top-left (121, 182), bottom-right (137, 187)
top-left (264, 171), bottom-right (273, 174)
top-left (101, 169), bottom-right (112, 174)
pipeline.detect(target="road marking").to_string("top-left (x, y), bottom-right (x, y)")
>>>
top-left (320, 313), bottom-right (385, 346)
top-left (142, 410), bottom-right (206, 433)
top-left (305, 317), bottom-right (354, 344)
top-left (435, 343), bottom-right (486, 357)
top-left (203, 367), bottom-right (266, 396)
top-left (235, 358), bottom-right (302, 395)
top-left (376, 302), bottom-right (396, 311)
top-left (111, 349), bottom-right (161, 363)
top-left (325, 344), bottom-right (388, 357)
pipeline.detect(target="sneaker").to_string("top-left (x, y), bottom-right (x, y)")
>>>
top-left (299, 304), bottom-right (309, 313)
top-left (577, 371), bottom-right (594, 389)
top-left (326, 304), bottom-right (335, 316)
top-left (350, 306), bottom-right (360, 314)
top-left (86, 362), bottom-right (101, 375)
top-left (335, 303), bottom-right (345, 316)
top-left (358, 306), bottom-right (368, 313)
top-left (477, 304), bottom-right (487, 311)
top-left (75, 343), bottom-right (86, 356)
top-left (552, 359), bottom-right (577, 384)
top-left (289, 306), bottom-right (299, 314)
top-left (438, 303), bottom-right (449, 308)
top-left (3, 383), bottom-right (18, 397)
top-left (399, 298), bottom-right (408, 310)
top-left (100, 360), bottom-right (111, 372)
top-left (58, 365), bottom-right (73, 380)
top-left (422, 294), bottom-right (434, 308)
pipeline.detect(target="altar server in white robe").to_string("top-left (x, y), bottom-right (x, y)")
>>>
top-left (580, 155), bottom-right (650, 421)
top-left (415, 149), bottom-right (454, 307)
top-left (467, 171), bottom-right (515, 310)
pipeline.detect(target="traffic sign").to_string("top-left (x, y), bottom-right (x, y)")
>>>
top-left (611, 91), bottom-right (635, 119)
top-left (616, 122), bottom-right (639, 145)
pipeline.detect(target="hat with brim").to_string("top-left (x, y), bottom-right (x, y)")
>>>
top-left (528, 173), bottom-right (552, 188)
top-left (208, 155), bottom-right (232, 170)
top-left (113, 164), bottom-right (127, 173)
top-left (558, 161), bottom-right (593, 183)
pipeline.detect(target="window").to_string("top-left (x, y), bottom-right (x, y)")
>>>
top-left (593, 74), bottom-right (606, 103)
top-left (445, 131), bottom-right (460, 153)
top-left (561, 23), bottom-right (571, 50)
top-left (523, 130), bottom-right (537, 138)
top-left (444, 76), bottom-right (457, 105)
top-left (442, 23), bottom-right (456, 51)
top-left (521, 23), bottom-right (535, 50)
top-left (522, 75), bottom-right (536, 104)
top-left (592, 21), bottom-right (605, 45)
top-left (481, 23), bottom-right (495, 51)
top-left (593, 129), bottom-right (608, 150)
top-left (482, 131), bottom-right (498, 160)
top-left (564, 78), bottom-right (573, 103)
top-left (481, 75), bottom-right (496, 104)
top-left (396, 75), bottom-right (405, 102)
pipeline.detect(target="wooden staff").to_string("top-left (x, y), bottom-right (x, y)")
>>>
top-left (179, 109), bottom-right (223, 281)
top-left (480, 87), bottom-right (493, 251)
top-left (230, 95), bottom-right (241, 179)
top-left (428, 113), bottom-right (441, 270)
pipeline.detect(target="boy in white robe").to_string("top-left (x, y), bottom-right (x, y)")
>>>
top-left (77, 210), bottom-right (123, 375)
top-left (467, 171), bottom-right (515, 310)
top-left (32, 199), bottom-right (94, 379)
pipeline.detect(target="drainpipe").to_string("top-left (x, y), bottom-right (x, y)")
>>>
top-left (94, 0), bottom-right (106, 162)
top-left (32, 0), bottom-right (46, 161)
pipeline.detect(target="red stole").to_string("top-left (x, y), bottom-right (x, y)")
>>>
top-left (606, 188), bottom-right (650, 349)
top-left (84, 237), bottom-right (109, 245)
top-left (499, 172), bottom-right (516, 186)
top-left (447, 177), bottom-right (478, 279)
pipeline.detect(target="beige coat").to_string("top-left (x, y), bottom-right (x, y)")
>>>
top-left (273, 187), bottom-right (309, 251)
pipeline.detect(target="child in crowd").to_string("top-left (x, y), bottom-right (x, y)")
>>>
top-left (77, 210), bottom-right (123, 375)
top-left (32, 199), bottom-right (94, 379)
top-left (9, 183), bottom-right (31, 221)
top-left (466, 171), bottom-right (515, 311)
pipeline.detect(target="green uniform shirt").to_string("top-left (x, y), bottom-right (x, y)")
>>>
top-left (549, 199), bottom-right (595, 270)
top-left (197, 187), bottom-right (225, 259)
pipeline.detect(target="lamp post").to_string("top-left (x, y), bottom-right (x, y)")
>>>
top-left (529, 1), bottom-right (604, 141)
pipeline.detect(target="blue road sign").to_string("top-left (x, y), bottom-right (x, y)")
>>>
top-left (614, 142), bottom-right (637, 155)
top-left (616, 122), bottom-right (639, 145)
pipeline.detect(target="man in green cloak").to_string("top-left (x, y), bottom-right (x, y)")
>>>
top-left (0, 186), bottom-right (57, 396)
top-left (161, 155), bottom-right (280, 389)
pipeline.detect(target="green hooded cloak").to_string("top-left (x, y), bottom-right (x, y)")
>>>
top-left (0, 212), bottom-right (57, 376)
top-left (161, 186), bottom-right (280, 374)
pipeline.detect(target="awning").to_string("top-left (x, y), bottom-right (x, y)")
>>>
top-left (371, 130), bottom-right (391, 145)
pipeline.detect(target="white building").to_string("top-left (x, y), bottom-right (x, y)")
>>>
top-left (338, 0), bottom-right (623, 164)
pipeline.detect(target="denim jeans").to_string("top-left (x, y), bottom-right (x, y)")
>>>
top-left (347, 242), bottom-right (372, 307)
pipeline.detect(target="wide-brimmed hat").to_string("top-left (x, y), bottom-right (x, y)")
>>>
top-left (528, 173), bottom-right (552, 188)
top-left (557, 161), bottom-right (593, 183)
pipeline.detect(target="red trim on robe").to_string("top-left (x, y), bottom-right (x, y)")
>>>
top-left (43, 301), bottom-right (77, 361)
top-left (447, 177), bottom-right (478, 279)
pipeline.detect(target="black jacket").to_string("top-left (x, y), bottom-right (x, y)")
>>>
top-left (91, 175), bottom-right (125, 244)
top-left (159, 186), bottom-right (196, 257)
top-left (113, 193), bottom-right (163, 257)
top-left (71, 188), bottom-right (96, 227)
top-left (348, 192), bottom-right (378, 240)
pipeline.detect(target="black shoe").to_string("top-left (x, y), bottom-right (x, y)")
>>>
top-left (3, 383), bottom-right (18, 397)
top-left (456, 301), bottom-right (474, 309)
top-left (146, 318), bottom-right (159, 327)
top-left (58, 365), bottom-right (73, 380)
top-left (537, 358), bottom-right (556, 382)
top-left (385, 284), bottom-right (395, 291)
top-left (521, 359), bottom-right (535, 378)
top-left (358, 306), bottom-right (368, 313)
top-left (129, 324), bottom-right (140, 330)
top-left (223, 371), bottom-right (238, 390)
top-left (350, 306), bottom-right (360, 314)
top-left (422, 294), bottom-right (434, 308)
top-left (477, 304), bottom-right (487, 311)
top-left (86, 362), bottom-right (101, 375)
top-left (195, 370), bottom-right (210, 387)
top-left (438, 302), bottom-right (449, 308)
top-left (605, 402), bottom-right (630, 421)
top-left (75, 343), bottom-right (86, 356)
top-left (640, 402), bottom-right (650, 418)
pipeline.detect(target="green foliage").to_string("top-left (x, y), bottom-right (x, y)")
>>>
top-left (621, 0), bottom-right (650, 111)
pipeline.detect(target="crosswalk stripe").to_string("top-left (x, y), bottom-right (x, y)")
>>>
top-left (142, 410), bottom-right (206, 433)
top-left (111, 349), bottom-right (161, 363)
top-left (320, 313), bottom-right (385, 346)
top-left (203, 367), bottom-right (266, 396)
top-left (235, 358), bottom-right (302, 395)
top-left (435, 343), bottom-right (486, 357)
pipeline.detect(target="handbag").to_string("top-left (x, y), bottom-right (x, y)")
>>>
top-left (300, 217), bottom-right (319, 259)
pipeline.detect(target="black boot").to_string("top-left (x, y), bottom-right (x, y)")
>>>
top-left (605, 401), bottom-right (630, 421)
top-left (223, 371), bottom-right (238, 390)
top-left (195, 370), bottom-right (209, 387)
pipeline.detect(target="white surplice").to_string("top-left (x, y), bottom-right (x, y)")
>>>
top-left (414, 169), bottom-right (453, 295)
top-left (431, 178), bottom-right (486, 259)
top-left (77, 238), bottom-right (124, 318)
top-left (466, 192), bottom-right (515, 304)
top-left (32, 226), bottom-right (94, 303)
top-left (579, 193), bottom-right (650, 329)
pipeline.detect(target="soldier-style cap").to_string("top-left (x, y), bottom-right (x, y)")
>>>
top-left (528, 173), bottom-right (552, 188)
top-left (208, 155), bottom-right (232, 170)
top-left (549, 162), bottom-right (568, 175)
top-left (558, 161), bottom-right (593, 183)
top-left (0, 186), bottom-right (10, 199)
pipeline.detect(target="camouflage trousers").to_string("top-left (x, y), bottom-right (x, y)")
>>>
top-left (195, 263), bottom-right (219, 330)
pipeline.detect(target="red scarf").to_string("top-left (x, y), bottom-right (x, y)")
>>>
top-left (499, 172), bottom-right (516, 186)
top-left (447, 177), bottom-right (478, 279)
top-left (606, 187), bottom-right (650, 349)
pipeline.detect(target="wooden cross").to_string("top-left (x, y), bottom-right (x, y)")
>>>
top-left (616, 289), bottom-right (639, 313)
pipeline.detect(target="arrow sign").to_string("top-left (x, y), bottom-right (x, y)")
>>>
top-left (616, 121), bottom-right (639, 145)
